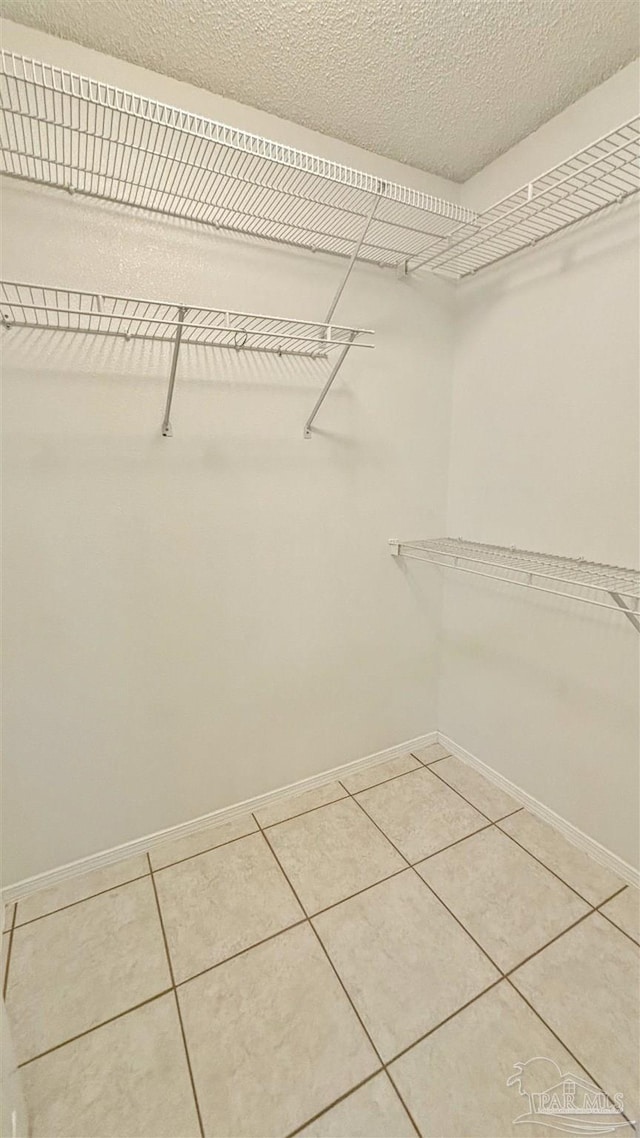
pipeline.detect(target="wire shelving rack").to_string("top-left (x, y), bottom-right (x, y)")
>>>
top-left (0, 280), bottom-right (373, 437)
top-left (389, 538), bottom-right (640, 631)
top-left (1, 53), bottom-right (638, 281)
top-left (0, 51), bottom-right (474, 271)
top-left (408, 119), bottom-right (640, 277)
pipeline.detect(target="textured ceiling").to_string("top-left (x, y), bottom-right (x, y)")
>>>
top-left (3, 0), bottom-right (638, 181)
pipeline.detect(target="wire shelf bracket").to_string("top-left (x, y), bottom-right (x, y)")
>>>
top-left (0, 280), bottom-right (374, 437)
top-left (389, 537), bottom-right (640, 632)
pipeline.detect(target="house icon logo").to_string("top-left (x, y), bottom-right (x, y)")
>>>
top-left (507, 1056), bottom-right (630, 1133)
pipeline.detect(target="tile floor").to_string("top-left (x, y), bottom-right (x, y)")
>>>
top-left (3, 745), bottom-right (639, 1137)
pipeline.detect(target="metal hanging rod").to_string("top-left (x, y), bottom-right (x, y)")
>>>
top-left (389, 537), bottom-right (640, 631)
top-left (408, 117), bottom-right (640, 277)
top-left (0, 280), bottom-right (373, 437)
top-left (0, 51), bottom-right (475, 272)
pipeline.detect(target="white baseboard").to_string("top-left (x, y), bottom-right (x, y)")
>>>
top-left (5, 726), bottom-right (636, 904)
top-left (438, 732), bottom-right (639, 889)
top-left (2, 730), bottom-right (438, 904)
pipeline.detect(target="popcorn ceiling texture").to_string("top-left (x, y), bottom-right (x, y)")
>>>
top-left (3, 0), bottom-right (638, 181)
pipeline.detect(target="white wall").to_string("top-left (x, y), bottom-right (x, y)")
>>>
top-left (439, 63), bottom-right (640, 868)
top-left (1, 20), bottom-right (456, 885)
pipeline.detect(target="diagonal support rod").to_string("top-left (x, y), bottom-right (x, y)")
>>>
top-left (303, 187), bottom-right (382, 439)
top-left (303, 334), bottom-right (356, 439)
top-left (161, 306), bottom-right (186, 437)
top-left (322, 188), bottom-right (382, 326)
top-left (609, 591), bottom-right (640, 632)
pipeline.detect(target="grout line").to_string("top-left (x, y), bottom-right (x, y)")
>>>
top-left (594, 884), bottom-right (629, 908)
top-left (424, 763), bottom-right (524, 832)
top-left (410, 750), bottom-right (451, 765)
top-left (174, 919), bottom-right (308, 989)
top-left (305, 917), bottom-right (387, 1066)
top-left (385, 977), bottom-right (504, 1065)
top-left (328, 781), bottom-right (510, 1131)
top-left (503, 909), bottom-right (595, 976)
top-left (251, 818), bottom-right (309, 917)
top-left (251, 810), bottom-right (425, 1128)
top-left (593, 887), bottom-right (640, 947)
top-left (150, 826), bottom-right (259, 873)
top-left (2, 901), bottom-right (18, 1000)
top-left (505, 975), bottom-right (635, 1128)
top-left (253, 813), bottom-right (385, 1066)
top-left (494, 806), bottom-right (525, 822)
top-left (261, 793), bottom-right (349, 831)
top-left (495, 824), bottom-right (599, 907)
top-left (261, 760), bottom-right (432, 833)
top-left (340, 780), bottom-right (506, 977)
top-left (17, 990), bottom-right (173, 1067)
top-left (256, 811), bottom-right (426, 1138)
top-left (597, 908), bottom-right (640, 948)
top-left (12, 872), bottom-right (151, 929)
top-left (344, 777), bottom-right (628, 990)
top-left (284, 1069), bottom-right (384, 1138)
top-left (339, 760), bottom-right (425, 797)
top-left (378, 757), bottom-right (616, 919)
top-left (411, 823), bottom-right (494, 865)
top-left (145, 855), bottom-right (175, 985)
top-left (426, 761), bottom-right (496, 824)
top-left (310, 867), bottom-right (409, 917)
top-left (411, 873), bottom-right (504, 976)
top-left (147, 854), bottom-right (205, 1138)
top-left (381, 1068), bottom-right (423, 1138)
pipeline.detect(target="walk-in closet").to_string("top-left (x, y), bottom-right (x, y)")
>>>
top-left (1, 3), bottom-right (639, 1136)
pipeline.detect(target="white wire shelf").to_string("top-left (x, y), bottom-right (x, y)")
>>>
top-left (389, 538), bottom-right (640, 631)
top-left (409, 119), bottom-right (640, 277)
top-left (1, 53), bottom-right (637, 280)
top-left (0, 51), bottom-right (475, 271)
top-left (1, 279), bottom-right (374, 438)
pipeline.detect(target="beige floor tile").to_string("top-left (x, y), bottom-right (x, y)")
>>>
top-left (600, 887), bottom-right (640, 944)
top-left (255, 782), bottom-right (347, 828)
top-left (498, 810), bottom-right (625, 905)
top-left (433, 756), bottom-right (520, 820)
top-left (297, 1073), bottom-right (416, 1137)
top-left (411, 742), bottom-right (451, 764)
top-left (341, 754), bottom-right (421, 795)
top-left (390, 980), bottom-right (633, 1137)
top-left (16, 856), bottom-right (150, 925)
top-left (21, 994), bottom-right (201, 1138)
top-left (3, 903), bottom-right (15, 934)
top-left (264, 798), bottom-right (405, 914)
top-left (178, 923), bottom-right (378, 1138)
top-left (154, 832), bottom-right (303, 982)
top-left (6, 877), bottom-right (171, 1063)
top-left (313, 871), bottom-right (499, 1061)
top-left (417, 827), bottom-right (589, 972)
top-left (356, 768), bottom-right (488, 863)
top-left (512, 913), bottom-right (640, 1120)
top-left (149, 812), bottom-right (257, 870)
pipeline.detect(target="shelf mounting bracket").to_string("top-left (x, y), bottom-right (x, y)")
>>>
top-left (609, 591), bottom-right (640, 633)
top-left (161, 306), bottom-right (187, 437)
